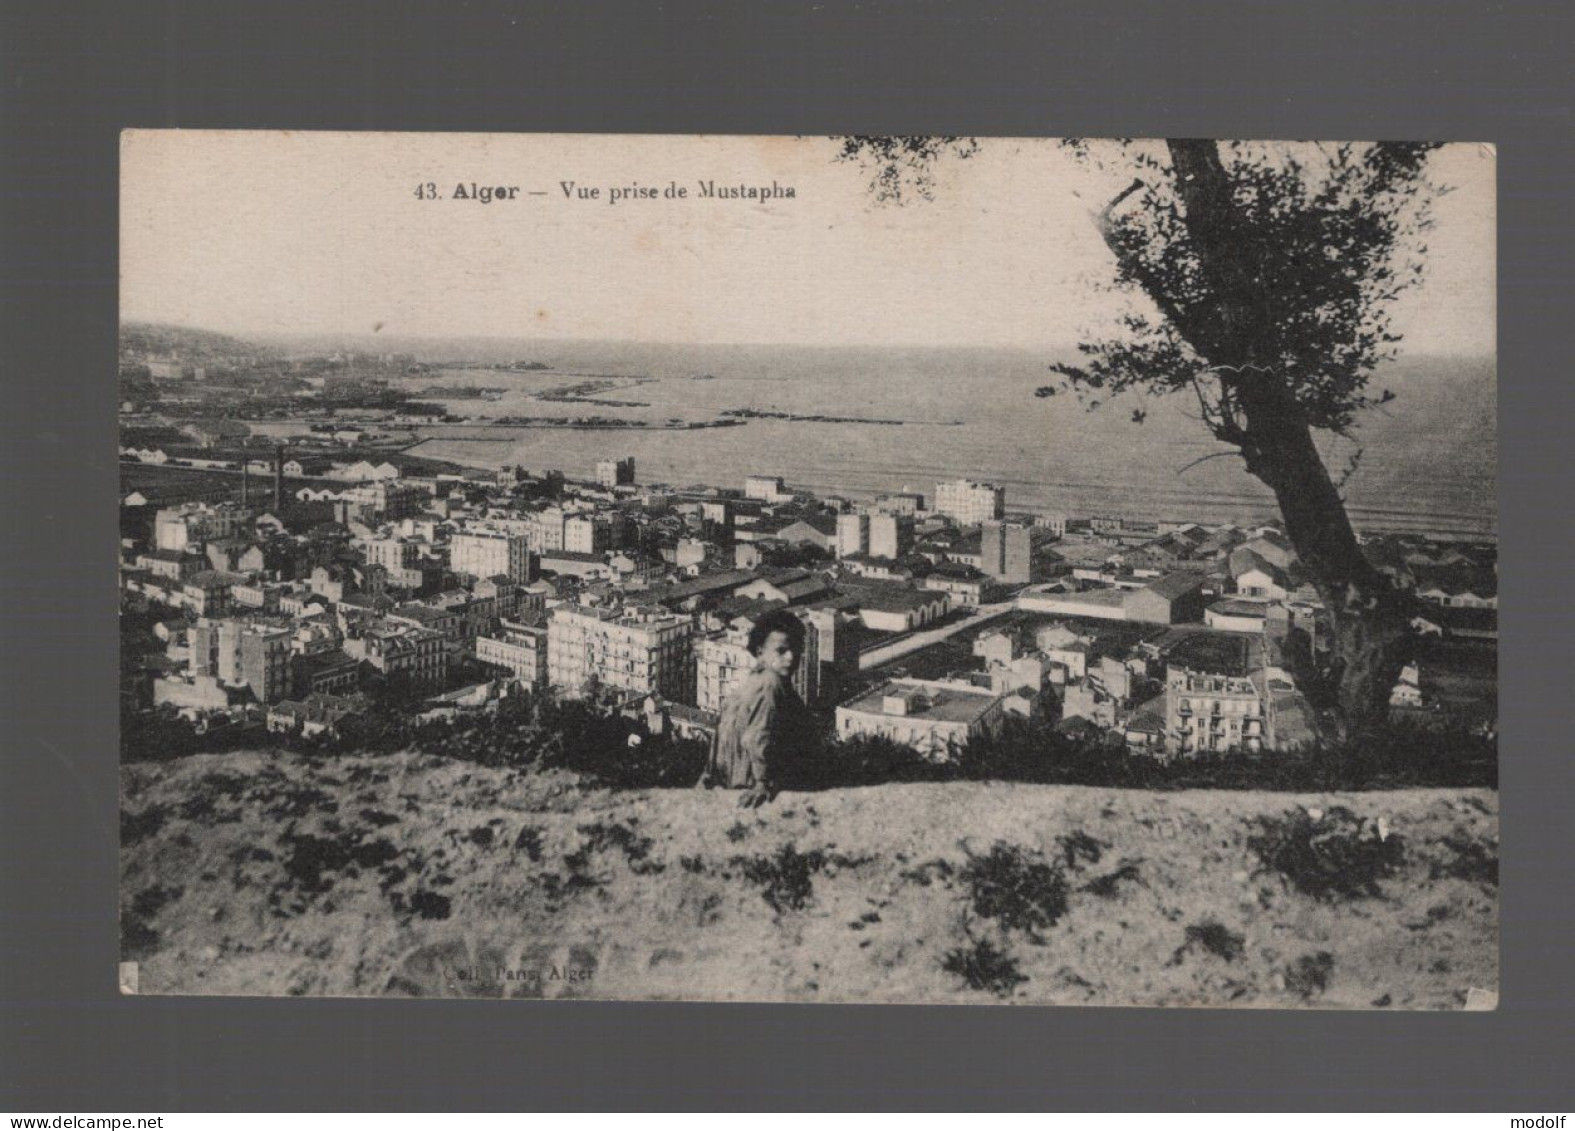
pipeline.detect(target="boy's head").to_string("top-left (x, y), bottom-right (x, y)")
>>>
top-left (746, 609), bottom-right (806, 679)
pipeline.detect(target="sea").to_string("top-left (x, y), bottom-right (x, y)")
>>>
top-left (389, 341), bottom-right (1496, 539)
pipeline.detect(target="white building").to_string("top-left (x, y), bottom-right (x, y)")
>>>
top-left (342, 622), bottom-right (449, 686)
top-left (855, 588), bottom-right (951, 633)
top-left (836, 513), bottom-right (869, 558)
top-left (934, 479), bottom-right (1005, 526)
top-left (364, 536), bottom-right (422, 572)
top-left (835, 678), bottom-right (1007, 761)
top-left (1165, 665), bottom-right (1266, 755)
top-left (563, 514), bottom-right (619, 556)
top-left (528, 506), bottom-right (567, 553)
top-left (1205, 598), bottom-right (1273, 634)
top-left (744, 475), bottom-right (790, 502)
top-left (189, 616), bottom-right (294, 704)
top-left (451, 529), bottom-right (538, 583)
top-left (868, 512), bottom-right (915, 560)
top-left (475, 624), bottom-right (549, 688)
top-left (546, 604), bottom-right (694, 702)
top-left (596, 457), bottom-right (635, 488)
top-left (1389, 661), bottom-right (1425, 707)
top-left (153, 502), bottom-right (250, 553)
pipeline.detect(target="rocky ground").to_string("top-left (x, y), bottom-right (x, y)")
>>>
top-left (120, 749), bottom-right (1498, 1008)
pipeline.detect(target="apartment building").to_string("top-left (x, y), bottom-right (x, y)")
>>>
top-left (475, 622), bottom-right (550, 688)
top-left (980, 520), bottom-right (1032, 583)
top-left (546, 604), bottom-right (694, 702)
top-left (450, 528), bottom-right (538, 584)
top-left (868, 512), bottom-right (915, 560)
top-left (1165, 664), bottom-right (1267, 755)
top-left (190, 616), bottom-right (294, 703)
top-left (836, 512), bottom-right (869, 558)
top-left (596, 457), bottom-right (636, 488)
top-left (835, 678), bottom-right (1007, 761)
top-left (934, 479), bottom-right (1005, 526)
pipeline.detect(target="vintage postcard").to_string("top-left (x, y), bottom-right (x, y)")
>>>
top-left (118, 132), bottom-right (1496, 1006)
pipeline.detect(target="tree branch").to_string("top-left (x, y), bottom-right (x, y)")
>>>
top-left (1175, 450), bottom-right (1241, 476)
top-left (1098, 178), bottom-right (1145, 225)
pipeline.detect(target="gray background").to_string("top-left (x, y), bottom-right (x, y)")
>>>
top-left (2, 0), bottom-right (1570, 1111)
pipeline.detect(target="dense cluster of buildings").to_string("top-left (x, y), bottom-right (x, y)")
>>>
top-left (122, 443), bottom-right (1497, 756)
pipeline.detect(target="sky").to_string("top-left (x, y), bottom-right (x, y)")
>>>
top-left (121, 132), bottom-right (1495, 354)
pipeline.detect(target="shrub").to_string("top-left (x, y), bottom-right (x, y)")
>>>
top-left (1248, 806), bottom-right (1406, 900)
top-left (959, 843), bottom-right (1069, 938)
top-left (795, 716), bottom-right (1495, 794)
top-left (120, 805), bottom-right (167, 847)
top-left (131, 884), bottom-right (182, 921)
top-left (1285, 951), bottom-right (1336, 999)
top-left (1431, 833), bottom-right (1498, 886)
top-left (406, 890), bottom-right (452, 920)
top-left (941, 936), bottom-right (1027, 997)
top-left (578, 820), bottom-right (661, 874)
top-left (120, 885), bottom-right (183, 961)
top-left (281, 830), bottom-right (399, 895)
top-left (120, 908), bottom-right (161, 960)
top-left (1056, 830), bottom-right (1107, 869)
top-left (1177, 920), bottom-right (1245, 963)
top-left (738, 845), bottom-right (826, 914)
top-left (541, 847), bottom-right (606, 904)
top-left (513, 826), bottom-right (544, 861)
top-left (1082, 861), bottom-right (1142, 898)
top-left (790, 733), bottom-right (947, 790)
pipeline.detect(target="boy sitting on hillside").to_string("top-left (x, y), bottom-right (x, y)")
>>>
top-left (699, 609), bottom-right (811, 808)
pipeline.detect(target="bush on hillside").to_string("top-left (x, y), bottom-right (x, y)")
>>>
top-left (959, 842), bottom-right (1070, 938)
top-left (1248, 806), bottom-right (1406, 900)
top-left (738, 845), bottom-right (826, 914)
top-left (941, 936), bottom-right (1027, 998)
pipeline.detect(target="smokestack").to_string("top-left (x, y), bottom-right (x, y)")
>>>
top-left (240, 460), bottom-right (249, 507)
top-left (274, 445), bottom-right (285, 510)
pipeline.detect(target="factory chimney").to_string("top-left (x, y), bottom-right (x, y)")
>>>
top-left (274, 445), bottom-right (285, 510)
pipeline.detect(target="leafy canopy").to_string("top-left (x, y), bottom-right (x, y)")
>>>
top-left (1052, 139), bottom-right (1441, 438)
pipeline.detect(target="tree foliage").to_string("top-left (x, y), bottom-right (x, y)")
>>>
top-left (835, 135), bottom-right (979, 204)
top-left (1051, 139), bottom-right (1439, 441)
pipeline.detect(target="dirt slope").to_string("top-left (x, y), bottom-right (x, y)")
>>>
top-left (120, 750), bottom-right (1498, 1008)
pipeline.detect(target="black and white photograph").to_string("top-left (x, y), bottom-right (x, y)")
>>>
top-left (116, 131), bottom-right (1497, 1008)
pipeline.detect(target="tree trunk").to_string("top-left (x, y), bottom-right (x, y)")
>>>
top-left (1164, 139), bottom-right (1415, 731)
top-left (1232, 377), bottom-right (1415, 730)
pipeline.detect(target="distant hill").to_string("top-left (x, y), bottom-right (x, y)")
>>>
top-left (119, 322), bottom-right (278, 362)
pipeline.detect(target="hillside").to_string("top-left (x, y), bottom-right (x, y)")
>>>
top-left (120, 321), bottom-right (276, 362)
top-left (120, 750), bottom-right (1498, 1008)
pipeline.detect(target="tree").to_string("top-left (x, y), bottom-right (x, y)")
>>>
top-left (839, 137), bottom-right (1443, 731)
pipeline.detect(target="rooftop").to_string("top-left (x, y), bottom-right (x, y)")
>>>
top-left (552, 604), bottom-right (690, 630)
top-left (646, 569), bottom-right (756, 603)
top-left (1043, 587), bottom-right (1129, 610)
top-left (1163, 631), bottom-right (1253, 677)
top-left (850, 586), bottom-right (945, 613)
top-left (1140, 572), bottom-right (1207, 600)
top-left (841, 679), bottom-right (1002, 725)
top-left (1208, 598), bottom-right (1272, 618)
